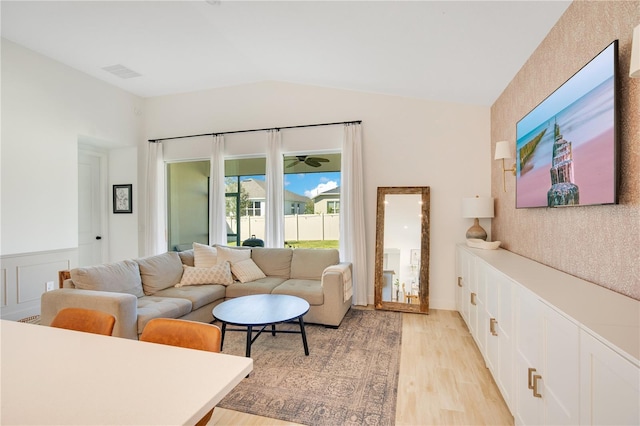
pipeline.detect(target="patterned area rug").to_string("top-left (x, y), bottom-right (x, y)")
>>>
top-left (217, 309), bottom-right (402, 426)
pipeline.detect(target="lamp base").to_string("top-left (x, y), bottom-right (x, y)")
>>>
top-left (466, 218), bottom-right (487, 240)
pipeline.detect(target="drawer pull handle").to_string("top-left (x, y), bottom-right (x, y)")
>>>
top-left (457, 276), bottom-right (463, 287)
top-left (471, 292), bottom-right (477, 306)
top-left (532, 374), bottom-right (542, 398)
top-left (527, 368), bottom-right (536, 389)
top-left (490, 318), bottom-right (498, 336)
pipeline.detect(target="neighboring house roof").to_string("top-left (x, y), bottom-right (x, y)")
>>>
top-left (243, 178), bottom-right (310, 203)
top-left (313, 186), bottom-right (340, 201)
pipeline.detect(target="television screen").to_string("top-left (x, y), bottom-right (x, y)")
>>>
top-left (516, 40), bottom-right (618, 208)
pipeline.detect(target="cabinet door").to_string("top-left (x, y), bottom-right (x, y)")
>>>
top-left (485, 267), bottom-right (500, 375)
top-left (514, 286), bottom-right (543, 426)
top-left (458, 248), bottom-right (473, 327)
top-left (541, 304), bottom-right (579, 425)
top-left (455, 247), bottom-right (464, 313)
top-left (580, 330), bottom-right (640, 425)
top-left (496, 270), bottom-right (514, 412)
top-left (473, 261), bottom-right (488, 358)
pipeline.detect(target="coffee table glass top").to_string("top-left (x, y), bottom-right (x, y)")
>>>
top-left (213, 294), bottom-right (310, 326)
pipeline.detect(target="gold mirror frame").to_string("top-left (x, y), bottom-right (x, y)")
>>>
top-left (374, 186), bottom-right (430, 314)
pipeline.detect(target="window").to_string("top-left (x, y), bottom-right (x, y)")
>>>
top-left (283, 153), bottom-right (341, 248)
top-left (246, 201), bottom-right (261, 216)
top-left (166, 153), bottom-right (341, 250)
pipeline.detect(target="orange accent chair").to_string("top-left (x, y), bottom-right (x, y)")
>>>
top-left (50, 307), bottom-right (116, 336)
top-left (140, 318), bottom-right (222, 426)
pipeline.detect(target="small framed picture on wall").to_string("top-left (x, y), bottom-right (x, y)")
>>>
top-left (113, 184), bottom-right (132, 214)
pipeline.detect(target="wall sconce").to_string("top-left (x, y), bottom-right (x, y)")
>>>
top-left (494, 140), bottom-right (516, 192)
top-left (462, 196), bottom-right (494, 240)
top-left (631, 24), bottom-right (640, 78)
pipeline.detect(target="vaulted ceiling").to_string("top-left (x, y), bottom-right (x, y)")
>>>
top-left (1, 1), bottom-right (571, 105)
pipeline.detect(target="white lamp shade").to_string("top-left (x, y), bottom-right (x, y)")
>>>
top-left (494, 140), bottom-right (512, 160)
top-left (462, 197), bottom-right (494, 218)
top-left (631, 24), bottom-right (640, 78)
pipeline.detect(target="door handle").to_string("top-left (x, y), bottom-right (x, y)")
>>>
top-left (527, 367), bottom-right (536, 389)
top-left (532, 374), bottom-right (542, 398)
top-left (490, 318), bottom-right (498, 336)
top-left (95, 236), bottom-right (102, 240)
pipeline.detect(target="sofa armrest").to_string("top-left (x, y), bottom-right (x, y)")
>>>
top-left (321, 262), bottom-right (353, 304)
top-left (41, 289), bottom-right (139, 340)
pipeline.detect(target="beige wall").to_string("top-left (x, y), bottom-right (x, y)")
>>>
top-left (144, 81), bottom-right (491, 309)
top-left (491, 1), bottom-right (640, 300)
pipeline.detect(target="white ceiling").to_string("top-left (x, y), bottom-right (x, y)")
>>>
top-left (1, 0), bottom-right (571, 106)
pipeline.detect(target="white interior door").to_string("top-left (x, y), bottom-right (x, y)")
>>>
top-left (78, 150), bottom-right (106, 266)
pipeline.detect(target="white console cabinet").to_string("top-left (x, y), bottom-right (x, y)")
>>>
top-left (456, 244), bottom-right (639, 425)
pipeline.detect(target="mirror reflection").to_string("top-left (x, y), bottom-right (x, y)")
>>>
top-left (375, 187), bottom-right (430, 314)
top-left (382, 194), bottom-right (421, 303)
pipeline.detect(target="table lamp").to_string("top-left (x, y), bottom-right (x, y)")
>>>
top-left (462, 196), bottom-right (494, 240)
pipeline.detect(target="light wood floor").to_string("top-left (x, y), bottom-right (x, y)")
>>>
top-left (211, 309), bottom-right (514, 425)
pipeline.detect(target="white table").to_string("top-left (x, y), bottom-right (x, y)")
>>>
top-left (0, 320), bottom-right (253, 425)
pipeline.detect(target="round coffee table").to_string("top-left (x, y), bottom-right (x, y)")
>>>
top-left (212, 294), bottom-right (310, 357)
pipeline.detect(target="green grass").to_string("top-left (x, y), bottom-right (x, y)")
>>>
top-left (285, 240), bottom-right (338, 249)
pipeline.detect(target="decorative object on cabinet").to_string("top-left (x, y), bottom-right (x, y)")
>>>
top-left (461, 195), bottom-right (494, 240)
top-left (494, 141), bottom-right (516, 192)
top-left (374, 186), bottom-right (430, 314)
top-left (631, 24), bottom-right (640, 78)
top-left (466, 238), bottom-right (501, 250)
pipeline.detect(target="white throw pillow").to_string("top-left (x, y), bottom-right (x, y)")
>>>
top-left (216, 245), bottom-right (251, 265)
top-left (193, 242), bottom-right (217, 268)
top-left (176, 262), bottom-right (233, 287)
top-left (231, 258), bottom-right (266, 283)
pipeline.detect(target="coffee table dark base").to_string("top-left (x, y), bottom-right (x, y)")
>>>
top-left (219, 316), bottom-right (309, 358)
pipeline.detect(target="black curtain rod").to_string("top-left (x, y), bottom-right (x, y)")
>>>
top-left (148, 120), bottom-right (362, 143)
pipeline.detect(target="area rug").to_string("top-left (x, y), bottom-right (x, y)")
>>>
top-left (217, 308), bottom-right (402, 426)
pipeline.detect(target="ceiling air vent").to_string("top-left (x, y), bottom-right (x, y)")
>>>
top-left (101, 64), bottom-right (141, 79)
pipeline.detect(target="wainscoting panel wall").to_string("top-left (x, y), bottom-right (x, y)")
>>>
top-left (0, 249), bottom-right (77, 320)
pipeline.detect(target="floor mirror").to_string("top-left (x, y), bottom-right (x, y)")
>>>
top-left (374, 186), bottom-right (430, 314)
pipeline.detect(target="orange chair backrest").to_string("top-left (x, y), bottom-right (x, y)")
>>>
top-left (139, 318), bottom-right (221, 353)
top-left (50, 307), bottom-right (116, 336)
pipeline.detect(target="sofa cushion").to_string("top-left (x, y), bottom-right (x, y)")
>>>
top-left (231, 258), bottom-right (266, 283)
top-left (178, 249), bottom-right (195, 267)
top-left (216, 245), bottom-right (251, 265)
top-left (250, 248), bottom-right (292, 278)
top-left (136, 296), bottom-right (193, 334)
top-left (193, 243), bottom-right (217, 268)
top-left (136, 252), bottom-right (184, 295)
top-left (154, 284), bottom-right (226, 311)
top-left (290, 249), bottom-right (340, 280)
top-left (176, 263), bottom-right (233, 287)
top-left (272, 279), bottom-right (324, 305)
top-left (70, 260), bottom-right (144, 298)
top-left (225, 277), bottom-right (287, 298)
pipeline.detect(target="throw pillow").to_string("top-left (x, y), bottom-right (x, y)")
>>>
top-left (175, 262), bottom-right (234, 287)
top-left (231, 258), bottom-right (266, 283)
top-left (216, 245), bottom-right (251, 265)
top-left (71, 260), bottom-right (144, 298)
top-left (193, 242), bottom-right (217, 268)
top-left (136, 251), bottom-right (184, 295)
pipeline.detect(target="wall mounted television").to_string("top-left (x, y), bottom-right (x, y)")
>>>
top-left (515, 40), bottom-right (618, 208)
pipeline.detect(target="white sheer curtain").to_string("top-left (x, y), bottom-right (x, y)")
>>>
top-left (144, 141), bottom-right (166, 256)
top-left (340, 123), bottom-right (367, 305)
top-left (265, 130), bottom-right (284, 248)
top-left (209, 135), bottom-right (227, 246)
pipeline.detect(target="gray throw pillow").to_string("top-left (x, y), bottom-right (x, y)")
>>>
top-left (137, 252), bottom-right (184, 295)
top-left (71, 260), bottom-right (144, 298)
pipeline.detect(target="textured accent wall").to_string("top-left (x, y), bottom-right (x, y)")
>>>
top-left (491, 1), bottom-right (640, 300)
